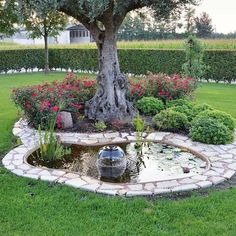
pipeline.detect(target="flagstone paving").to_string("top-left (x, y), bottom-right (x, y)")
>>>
top-left (2, 119), bottom-right (236, 196)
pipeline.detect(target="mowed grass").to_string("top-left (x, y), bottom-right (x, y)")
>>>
top-left (2, 166), bottom-right (236, 236)
top-left (1, 38), bottom-right (236, 50)
top-left (195, 82), bottom-right (236, 118)
top-left (0, 72), bottom-right (236, 235)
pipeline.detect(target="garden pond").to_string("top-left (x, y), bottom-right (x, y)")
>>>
top-left (28, 142), bottom-right (207, 184)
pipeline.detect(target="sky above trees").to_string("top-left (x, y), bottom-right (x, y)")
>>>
top-left (196, 0), bottom-right (236, 33)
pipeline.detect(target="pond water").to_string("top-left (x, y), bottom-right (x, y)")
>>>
top-left (28, 142), bottom-right (207, 183)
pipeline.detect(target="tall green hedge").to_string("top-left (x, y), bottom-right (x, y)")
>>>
top-left (0, 48), bottom-right (235, 83)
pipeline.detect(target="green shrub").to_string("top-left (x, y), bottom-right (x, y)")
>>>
top-left (153, 109), bottom-right (189, 132)
top-left (136, 97), bottom-right (164, 115)
top-left (194, 110), bottom-right (235, 131)
top-left (182, 35), bottom-right (207, 79)
top-left (0, 49), bottom-right (235, 83)
top-left (192, 103), bottom-right (213, 118)
top-left (166, 98), bottom-right (194, 109)
top-left (170, 105), bottom-right (194, 121)
top-left (190, 117), bottom-right (234, 144)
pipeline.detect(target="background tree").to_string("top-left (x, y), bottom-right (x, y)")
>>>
top-left (182, 35), bottom-right (207, 79)
top-left (17, 0), bottom-right (198, 122)
top-left (195, 12), bottom-right (213, 38)
top-left (184, 7), bottom-right (196, 34)
top-left (20, 1), bottom-right (67, 73)
top-left (0, 0), bottom-right (18, 36)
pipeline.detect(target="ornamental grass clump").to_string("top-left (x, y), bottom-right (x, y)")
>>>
top-left (37, 111), bottom-right (71, 162)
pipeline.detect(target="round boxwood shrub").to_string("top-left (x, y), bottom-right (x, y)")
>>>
top-left (170, 105), bottom-right (194, 121)
top-left (136, 97), bottom-right (164, 115)
top-left (153, 109), bottom-right (188, 132)
top-left (194, 110), bottom-right (235, 131)
top-left (190, 116), bottom-right (234, 144)
top-left (192, 103), bottom-right (213, 118)
top-left (166, 98), bottom-right (194, 109)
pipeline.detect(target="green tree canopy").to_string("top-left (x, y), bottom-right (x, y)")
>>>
top-left (195, 12), bottom-right (213, 38)
top-left (15, 0), bottom-right (198, 121)
top-left (0, 0), bottom-right (18, 35)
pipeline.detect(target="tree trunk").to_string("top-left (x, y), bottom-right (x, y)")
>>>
top-left (44, 34), bottom-right (49, 74)
top-left (85, 31), bottom-right (135, 122)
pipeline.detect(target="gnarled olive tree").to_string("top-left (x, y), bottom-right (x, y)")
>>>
top-left (18, 0), bottom-right (198, 121)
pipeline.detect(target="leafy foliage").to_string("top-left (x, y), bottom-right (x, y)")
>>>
top-left (166, 98), bottom-right (194, 109)
top-left (0, 0), bottom-right (18, 35)
top-left (0, 48), bottom-right (236, 83)
top-left (194, 110), bottom-right (235, 131)
top-left (128, 73), bottom-right (197, 102)
top-left (192, 103), bottom-right (213, 117)
top-left (182, 35), bottom-right (207, 79)
top-left (136, 97), bottom-right (164, 115)
top-left (12, 73), bottom-right (96, 129)
top-left (38, 120), bottom-right (71, 162)
top-left (190, 116), bottom-right (234, 145)
top-left (93, 121), bottom-right (107, 131)
top-left (17, 0), bottom-right (67, 72)
top-left (153, 109), bottom-right (188, 132)
top-left (21, 1), bottom-right (67, 39)
top-left (195, 12), bottom-right (214, 38)
top-left (170, 105), bottom-right (194, 121)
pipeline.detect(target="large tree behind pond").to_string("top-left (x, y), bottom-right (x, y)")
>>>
top-left (18, 0), bottom-right (198, 122)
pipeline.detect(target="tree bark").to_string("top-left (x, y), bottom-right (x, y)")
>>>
top-left (85, 30), bottom-right (135, 122)
top-left (44, 34), bottom-right (49, 74)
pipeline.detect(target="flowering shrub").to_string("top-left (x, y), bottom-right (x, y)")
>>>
top-left (128, 73), bottom-right (197, 102)
top-left (12, 73), bottom-right (96, 129)
top-left (12, 72), bottom-right (197, 129)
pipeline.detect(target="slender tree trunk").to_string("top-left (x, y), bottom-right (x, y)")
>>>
top-left (85, 31), bottom-right (135, 122)
top-left (44, 34), bottom-right (49, 74)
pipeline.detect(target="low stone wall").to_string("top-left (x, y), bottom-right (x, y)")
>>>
top-left (2, 119), bottom-right (236, 196)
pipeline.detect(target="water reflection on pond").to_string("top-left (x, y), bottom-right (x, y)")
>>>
top-left (28, 142), bottom-right (206, 183)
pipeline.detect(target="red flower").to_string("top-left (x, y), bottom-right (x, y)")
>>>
top-left (56, 114), bottom-right (62, 129)
top-left (83, 80), bottom-right (95, 88)
top-left (32, 93), bottom-right (38, 97)
top-left (51, 106), bottom-right (59, 112)
top-left (25, 102), bottom-right (31, 109)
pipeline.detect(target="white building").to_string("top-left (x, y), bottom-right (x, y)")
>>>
top-left (3, 24), bottom-right (92, 45)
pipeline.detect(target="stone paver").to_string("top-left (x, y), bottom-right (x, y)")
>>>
top-left (2, 119), bottom-right (236, 196)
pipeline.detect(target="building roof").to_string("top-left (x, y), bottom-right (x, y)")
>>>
top-left (66, 24), bottom-right (88, 31)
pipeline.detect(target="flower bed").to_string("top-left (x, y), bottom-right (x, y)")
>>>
top-left (12, 72), bottom-right (197, 129)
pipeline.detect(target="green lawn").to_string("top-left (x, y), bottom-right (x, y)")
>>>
top-left (0, 72), bottom-right (236, 235)
top-left (195, 83), bottom-right (236, 118)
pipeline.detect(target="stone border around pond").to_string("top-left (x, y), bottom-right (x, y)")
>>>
top-left (2, 119), bottom-right (236, 197)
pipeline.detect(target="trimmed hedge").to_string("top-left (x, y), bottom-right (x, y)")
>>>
top-left (0, 49), bottom-right (236, 83)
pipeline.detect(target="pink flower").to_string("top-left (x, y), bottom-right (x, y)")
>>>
top-left (40, 100), bottom-right (51, 111)
top-left (70, 103), bottom-right (83, 110)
